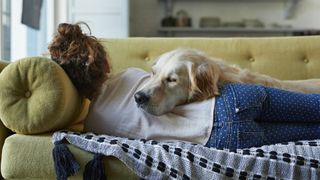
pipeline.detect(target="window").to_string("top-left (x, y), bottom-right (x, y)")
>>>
top-left (1, 0), bottom-right (53, 61)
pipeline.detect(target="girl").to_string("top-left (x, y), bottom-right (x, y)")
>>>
top-left (48, 23), bottom-right (320, 152)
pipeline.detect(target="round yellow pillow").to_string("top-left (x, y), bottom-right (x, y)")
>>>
top-left (0, 57), bottom-right (83, 134)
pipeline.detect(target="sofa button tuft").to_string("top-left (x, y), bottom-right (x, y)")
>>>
top-left (249, 57), bottom-right (255, 62)
top-left (25, 91), bottom-right (31, 98)
top-left (144, 56), bottom-right (151, 61)
top-left (303, 58), bottom-right (309, 63)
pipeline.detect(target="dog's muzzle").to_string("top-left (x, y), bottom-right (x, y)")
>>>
top-left (134, 91), bottom-right (150, 106)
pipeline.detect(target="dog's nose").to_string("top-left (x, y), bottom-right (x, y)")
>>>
top-left (134, 91), bottom-right (150, 105)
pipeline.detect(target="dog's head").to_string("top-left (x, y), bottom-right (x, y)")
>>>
top-left (134, 48), bottom-right (221, 116)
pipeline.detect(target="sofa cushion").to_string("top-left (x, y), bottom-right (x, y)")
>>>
top-left (0, 59), bottom-right (10, 178)
top-left (1, 134), bottom-right (138, 179)
top-left (0, 57), bottom-right (84, 134)
top-left (0, 121), bottom-right (11, 179)
top-left (100, 36), bottom-right (320, 80)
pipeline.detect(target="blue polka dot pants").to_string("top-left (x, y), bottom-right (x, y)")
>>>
top-left (205, 83), bottom-right (320, 151)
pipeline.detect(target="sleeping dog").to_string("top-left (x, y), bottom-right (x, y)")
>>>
top-left (134, 48), bottom-right (320, 116)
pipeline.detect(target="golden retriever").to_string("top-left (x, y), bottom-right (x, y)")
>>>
top-left (134, 48), bottom-right (320, 116)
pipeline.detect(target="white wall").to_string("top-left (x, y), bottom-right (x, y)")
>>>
top-left (130, 0), bottom-right (320, 37)
top-left (53, 0), bottom-right (129, 38)
top-left (130, 0), bottom-right (162, 37)
top-left (54, 0), bottom-right (69, 26)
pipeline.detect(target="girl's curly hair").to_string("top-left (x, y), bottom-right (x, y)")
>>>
top-left (48, 22), bottom-right (110, 100)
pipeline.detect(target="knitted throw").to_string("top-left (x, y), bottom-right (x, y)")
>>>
top-left (52, 130), bottom-right (320, 180)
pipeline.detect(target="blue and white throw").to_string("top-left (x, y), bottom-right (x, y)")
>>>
top-left (52, 130), bottom-right (320, 180)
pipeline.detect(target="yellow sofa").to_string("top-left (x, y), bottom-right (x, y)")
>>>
top-left (1, 36), bottom-right (320, 179)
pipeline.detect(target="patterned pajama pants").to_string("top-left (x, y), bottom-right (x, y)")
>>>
top-left (205, 83), bottom-right (320, 151)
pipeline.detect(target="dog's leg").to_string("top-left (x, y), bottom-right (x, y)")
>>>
top-left (282, 79), bottom-right (320, 94)
top-left (215, 60), bottom-right (320, 94)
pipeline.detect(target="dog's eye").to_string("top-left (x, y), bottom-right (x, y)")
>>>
top-left (166, 77), bottom-right (177, 83)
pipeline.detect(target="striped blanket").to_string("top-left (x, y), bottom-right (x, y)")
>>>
top-left (52, 130), bottom-right (320, 180)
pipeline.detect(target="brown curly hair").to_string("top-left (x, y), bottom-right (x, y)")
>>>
top-left (48, 22), bottom-right (110, 100)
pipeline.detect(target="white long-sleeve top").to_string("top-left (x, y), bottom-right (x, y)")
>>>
top-left (84, 68), bottom-right (215, 144)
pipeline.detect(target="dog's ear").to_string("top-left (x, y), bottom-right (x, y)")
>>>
top-left (188, 62), bottom-right (221, 102)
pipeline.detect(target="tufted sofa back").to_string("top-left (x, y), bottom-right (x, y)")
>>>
top-left (100, 36), bottom-right (320, 80)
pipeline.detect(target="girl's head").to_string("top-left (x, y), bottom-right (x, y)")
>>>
top-left (48, 22), bottom-right (110, 100)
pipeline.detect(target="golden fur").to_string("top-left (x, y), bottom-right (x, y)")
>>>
top-left (135, 48), bottom-right (320, 116)
top-left (186, 49), bottom-right (320, 101)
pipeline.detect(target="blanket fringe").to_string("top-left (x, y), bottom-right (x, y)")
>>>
top-left (84, 153), bottom-right (106, 180)
top-left (52, 141), bottom-right (80, 180)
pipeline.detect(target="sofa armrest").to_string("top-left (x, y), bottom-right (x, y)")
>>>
top-left (0, 120), bottom-right (11, 178)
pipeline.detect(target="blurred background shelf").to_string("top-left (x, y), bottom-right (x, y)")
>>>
top-left (158, 27), bottom-right (320, 37)
top-left (160, 0), bottom-right (299, 19)
top-left (157, 0), bottom-right (304, 37)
